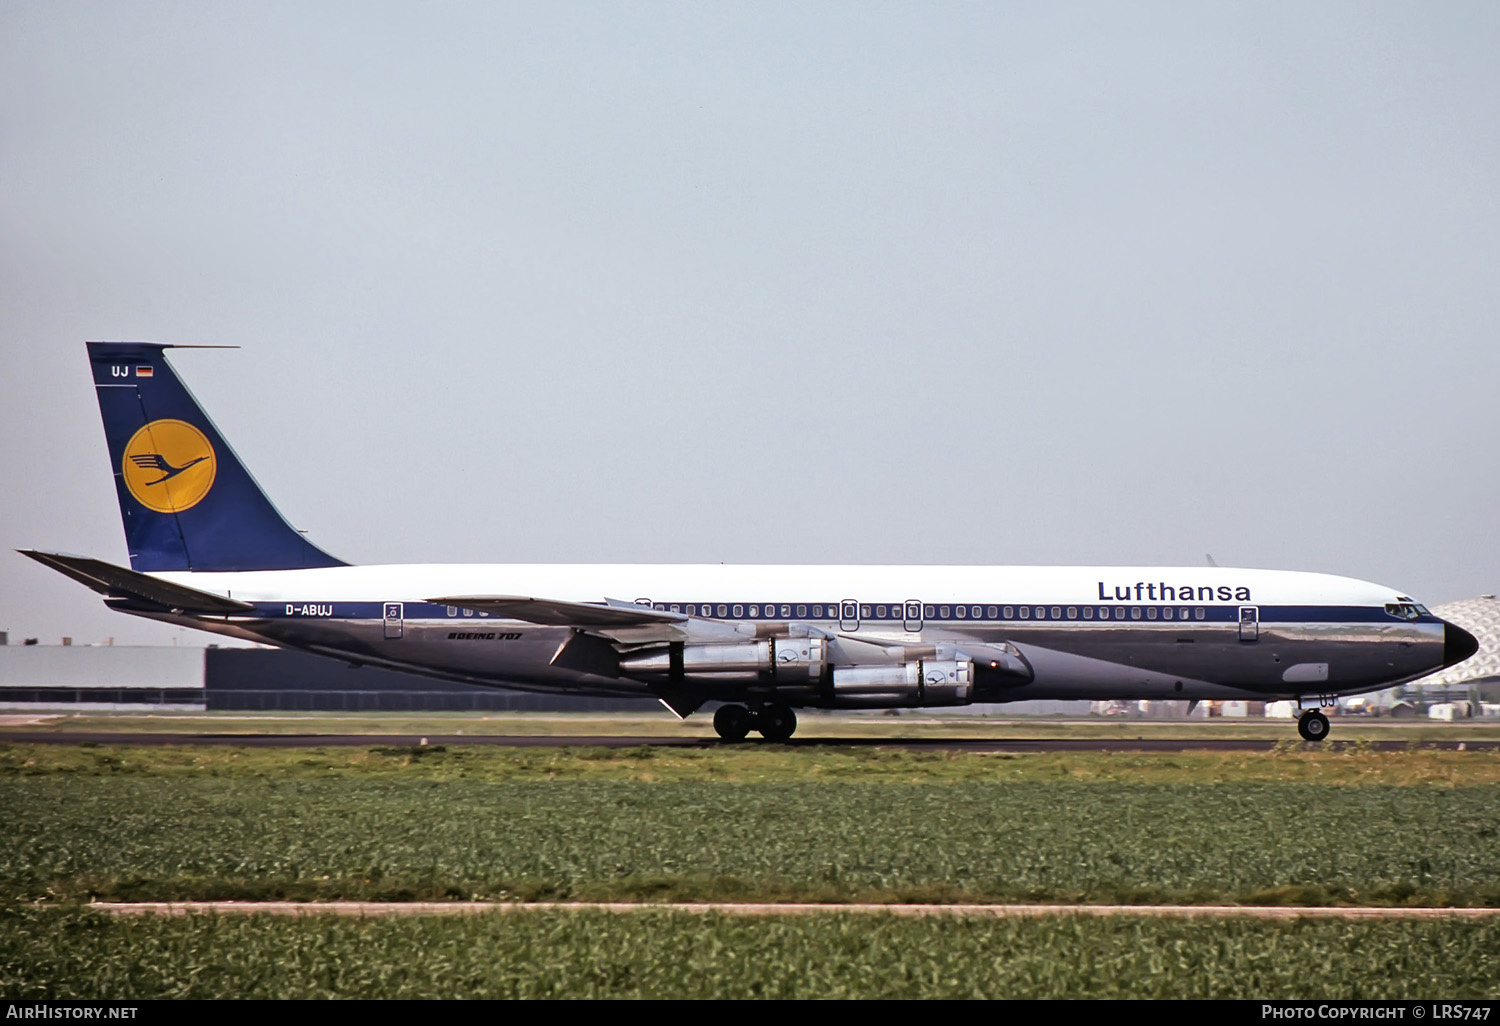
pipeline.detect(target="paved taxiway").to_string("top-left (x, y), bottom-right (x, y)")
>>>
top-left (2, 732), bottom-right (1495, 751)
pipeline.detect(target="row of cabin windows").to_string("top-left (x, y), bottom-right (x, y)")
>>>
top-left (647, 602), bottom-right (1211, 622)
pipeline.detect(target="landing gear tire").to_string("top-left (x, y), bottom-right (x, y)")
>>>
top-left (757, 703), bottom-right (797, 742)
top-left (713, 704), bottom-right (753, 741)
top-left (1298, 709), bottom-right (1330, 742)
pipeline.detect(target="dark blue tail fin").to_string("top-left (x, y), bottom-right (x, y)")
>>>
top-left (88, 341), bottom-right (346, 572)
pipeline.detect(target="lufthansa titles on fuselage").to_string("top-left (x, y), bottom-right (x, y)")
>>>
top-left (1097, 582), bottom-right (1251, 602)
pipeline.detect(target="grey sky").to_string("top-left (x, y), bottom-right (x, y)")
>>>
top-left (2, 2), bottom-right (1497, 647)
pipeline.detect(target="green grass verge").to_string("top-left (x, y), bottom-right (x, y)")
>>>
top-left (2, 906), bottom-right (1497, 999)
top-left (3, 759), bottom-right (1498, 906)
top-left (4, 740), bottom-right (1500, 784)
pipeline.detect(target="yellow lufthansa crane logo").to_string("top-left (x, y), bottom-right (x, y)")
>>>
top-left (121, 420), bottom-right (217, 513)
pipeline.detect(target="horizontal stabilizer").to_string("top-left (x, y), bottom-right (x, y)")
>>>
top-left (430, 595), bottom-right (687, 627)
top-left (18, 549), bottom-right (253, 614)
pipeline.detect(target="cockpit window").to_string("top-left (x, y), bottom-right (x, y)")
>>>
top-left (1385, 603), bottom-right (1422, 621)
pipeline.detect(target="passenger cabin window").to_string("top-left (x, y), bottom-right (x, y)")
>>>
top-left (987, 605), bottom-right (998, 618)
top-left (1162, 607), bottom-right (1173, 620)
top-left (1051, 606), bottom-right (1062, 619)
top-left (1195, 607), bottom-right (1206, 620)
top-left (1019, 606), bottom-right (1030, 619)
top-left (1147, 607), bottom-right (1158, 620)
top-left (940, 606), bottom-right (951, 618)
top-left (1083, 607), bottom-right (1094, 619)
top-left (1114, 607), bottom-right (1126, 619)
top-left (1131, 607), bottom-right (1142, 620)
top-left (1067, 606), bottom-right (1077, 619)
top-left (1003, 606), bottom-right (1014, 619)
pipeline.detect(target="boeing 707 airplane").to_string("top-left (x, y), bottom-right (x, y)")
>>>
top-left (21, 342), bottom-right (1479, 742)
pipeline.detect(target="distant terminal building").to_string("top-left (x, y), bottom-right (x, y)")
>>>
top-left (0, 643), bottom-right (658, 712)
top-left (203, 648), bottom-right (661, 712)
top-left (0, 644), bottom-right (205, 710)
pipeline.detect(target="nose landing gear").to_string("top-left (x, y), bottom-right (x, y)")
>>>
top-left (1297, 709), bottom-right (1330, 742)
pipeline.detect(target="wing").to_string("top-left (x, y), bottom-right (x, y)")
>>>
top-left (429, 594), bottom-right (754, 644)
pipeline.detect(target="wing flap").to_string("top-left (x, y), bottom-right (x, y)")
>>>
top-left (429, 595), bottom-right (687, 628)
top-left (433, 594), bottom-right (754, 644)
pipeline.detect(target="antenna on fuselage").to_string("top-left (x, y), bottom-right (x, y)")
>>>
top-left (1204, 553), bottom-right (1219, 567)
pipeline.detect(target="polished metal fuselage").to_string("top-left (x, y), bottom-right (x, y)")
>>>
top-left (127, 603), bottom-right (1448, 708)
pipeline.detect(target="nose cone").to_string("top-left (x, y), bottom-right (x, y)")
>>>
top-left (1443, 620), bottom-right (1480, 669)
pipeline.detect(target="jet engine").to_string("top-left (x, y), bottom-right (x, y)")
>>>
top-left (831, 658), bottom-right (973, 707)
top-left (619, 637), bottom-right (827, 683)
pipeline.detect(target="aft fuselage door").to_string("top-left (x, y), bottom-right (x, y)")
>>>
top-left (1238, 605), bottom-right (1259, 642)
top-left (840, 599), bottom-right (860, 632)
top-left (904, 600), bottom-right (923, 633)
top-left (384, 602), bottom-right (404, 640)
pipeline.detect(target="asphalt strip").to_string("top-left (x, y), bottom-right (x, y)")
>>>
top-left (88, 902), bottom-right (1500, 919)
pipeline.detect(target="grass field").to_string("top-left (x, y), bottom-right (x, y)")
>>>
top-left (3, 745), bottom-right (1498, 906)
top-left (5, 736), bottom-right (1498, 999)
top-left (3, 905), bottom-right (1497, 999)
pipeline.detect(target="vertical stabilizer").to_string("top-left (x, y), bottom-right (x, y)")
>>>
top-left (88, 341), bottom-right (346, 572)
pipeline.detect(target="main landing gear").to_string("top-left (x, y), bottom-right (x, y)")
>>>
top-left (1297, 709), bottom-right (1330, 742)
top-left (712, 702), bottom-right (798, 742)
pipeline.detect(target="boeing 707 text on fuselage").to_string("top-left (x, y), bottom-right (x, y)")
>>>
top-left (21, 342), bottom-right (1479, 742)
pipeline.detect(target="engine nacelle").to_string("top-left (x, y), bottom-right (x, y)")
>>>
top-left (831, 658), bottom-right (973, 708)
top-left (772, 635), bottom-right (827, 683)
top-left (619, 637), bottom-right (826, 683)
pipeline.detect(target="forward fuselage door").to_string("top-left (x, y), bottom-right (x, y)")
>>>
top-left (903, 600), bottom-right (923, 633)
top-left (840, 599), bottom-right (860, 632)
top-left (1238, 605), bottom-right (1259, 642)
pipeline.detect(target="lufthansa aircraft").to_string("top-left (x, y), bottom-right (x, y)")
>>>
top-left (22, 342), bottom-right (1479, 742)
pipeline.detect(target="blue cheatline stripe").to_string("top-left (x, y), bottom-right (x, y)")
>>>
top-left (243, 601), bottom-right (1432, 625)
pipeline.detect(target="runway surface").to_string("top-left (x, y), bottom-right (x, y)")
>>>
top-left (3, 731), bottom-right (1497, 751)
top-left (93, 900), bottom-right (1500, 919)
